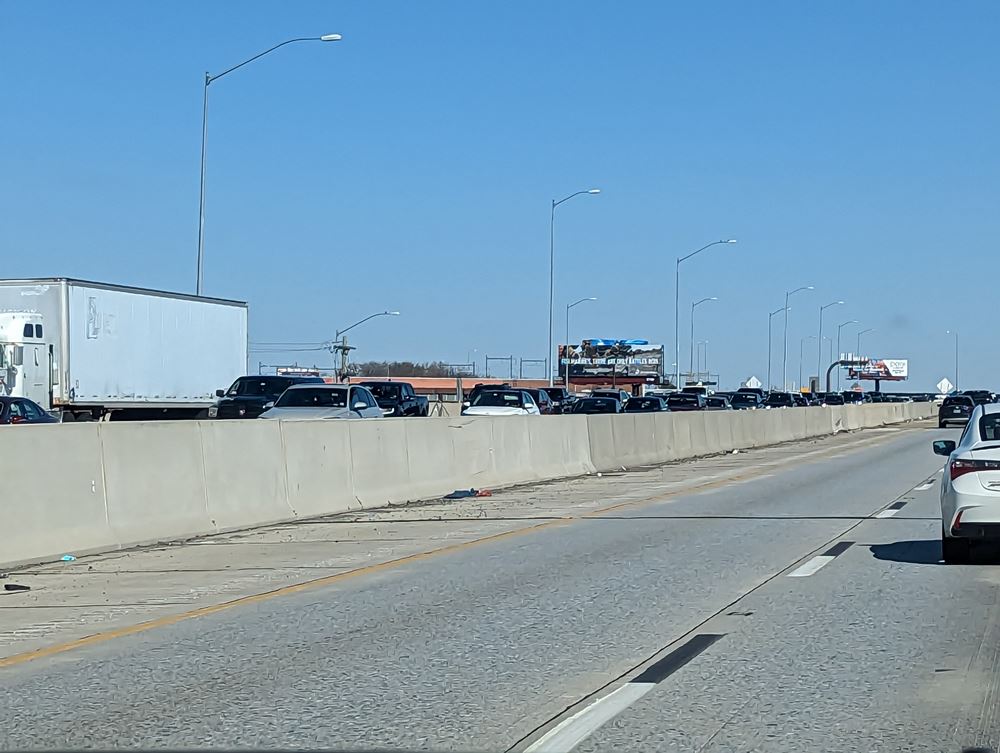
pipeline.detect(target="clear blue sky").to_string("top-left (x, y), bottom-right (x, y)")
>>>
top-left (2, 1), bottom-right (998, 390)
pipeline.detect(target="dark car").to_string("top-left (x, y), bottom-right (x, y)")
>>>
top-left (823, 393), bottom-right (846, 406)
top-left (465, 383), bottom-right (513, 407)
top-left (523, 388), bottom-right (555, 415)
top-left (211, 375), bottom-right (325, 419)
top-left (0, 396), bottom-right (57, 425)
top-left (359, 381), bottom-right (429, 417)
top-left (868, 392), bottom-right (886, 403)
top-left (962, 390), bottom-right (994, 406)
top-left (591, 389), bottom-right (632, 404)
top-left (730, 392), bottom-right (763, 410)
top-left (940, 394), bottom-right (975, 428)
top-left (764, 392), bottom-right (796, 409)
top-left (571, 397), bottom-right (623, 414)
top-left (705, 395), bottom-right (733, 410)
top-left (624, 396), bottom-right (668, 413)
top-left (736, 387), bottom-right (767, 402)
top-left (841, 391), bottom-right (867, 405)
top-left (542, 387), bottom-right (575, 414)
top-left (791, 393), bottom-right (809, 407)
top-left (666, 393), bottom-right (705, 411)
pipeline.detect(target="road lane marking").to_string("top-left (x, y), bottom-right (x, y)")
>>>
top-left (787, 541), bottom-right (854, 577)
top-left (0, 428), bottom-right (916, 670)
top-left (525, 634), bottom-right (724, 752)
top-left (875, 500), bottom-right (909, 518)
top-left (915, 481), bottom-right (935, 491)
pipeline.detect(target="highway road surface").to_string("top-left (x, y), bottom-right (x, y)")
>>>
top-left (2, 421), bottom-right (999, 752)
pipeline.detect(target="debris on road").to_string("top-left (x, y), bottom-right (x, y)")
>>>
top-left (4, 583), bottom-right (30, 592)
top-left (444, 488), bottom-right (493, 500)
top-left (60, 554), bottom-right (77, 561)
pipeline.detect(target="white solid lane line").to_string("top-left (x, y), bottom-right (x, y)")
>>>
top-left (787, 555), bottom-right (837, 577)
top-left (525, 683), bottom-right (654, 753)
top-left (875, 508), bottom-right (900, 518)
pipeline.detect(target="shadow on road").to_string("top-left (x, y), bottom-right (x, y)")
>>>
top-left (871, 539), bottom-right (1000, 565)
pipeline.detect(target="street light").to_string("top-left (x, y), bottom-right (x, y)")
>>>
top-left (782, 285), bottom-right (813, 390)
top-left (836, 319), bottom-right (859, 390)
top-left (767, 305), bottom-right (788, 391)
top-left (196, 34), bottom-right (342, 296)
top-left (331, 311), bottom-right (400, 377)
top-left (548, 189), bottom-right (600, 386)
top-left (674, 239), bottom-right (736, 388)
top-left (817, 300), bottom-right (844, 383)
top-left (799, 335), bottom-right (816, 391)
top-left (565, 297), bottom-right (597, 387)
top-left (689, 296), bottom-right (718, 377)
top-left (946, 329), bottom-right (959, 390)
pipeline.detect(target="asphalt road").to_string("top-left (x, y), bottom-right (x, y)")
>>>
top-left (2, 423), bottom-right (997, 752)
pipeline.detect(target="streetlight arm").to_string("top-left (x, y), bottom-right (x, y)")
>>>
top-left (553, 189), bottom-right (599, 209)
top-left (678, 240), bottom-right (731, 264)
top-left (335, 311), bottom-right (399, 339)
top-left (208, 37), bottom-right (332, 84)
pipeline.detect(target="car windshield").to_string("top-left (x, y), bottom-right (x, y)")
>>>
top-left (227, 377), bottom-right (292, 398)
top-left (626, 398), bottom-right (659, 411)
top-left (944, 396), bottom-right (974, 407)
top-left (667, 395), bottom-right (698, 406)
top-left (825, 395), bottom-right (845, 404)
top-left (766, 393), bottom-right (791, 403)
top-left (365, 384), bottom-right (401, 400)
top-left (731, 394), bottom-right (756, 404)
top-left (473, 391), bottom-right (524, 408)
top-left (545, 388), bottom-right (568, 400)
top-left (274, 388), bottom-right (348, 408)
top-left (706, 398), bottom-right (727, 407)
top-left (573, 398), bottom-right (617, 414)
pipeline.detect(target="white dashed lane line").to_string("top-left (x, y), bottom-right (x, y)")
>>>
top-left (786, 541), bottom-right (854, 577)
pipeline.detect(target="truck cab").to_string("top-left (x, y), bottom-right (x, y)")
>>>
top-left (0, 312), bottom-right (52, 409)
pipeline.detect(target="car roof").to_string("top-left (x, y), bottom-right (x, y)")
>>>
top-left (285, 383), bottom-right (348, 391)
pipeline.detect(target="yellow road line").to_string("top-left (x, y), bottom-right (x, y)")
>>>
top-left (0, 425), bottom-right (915, 669)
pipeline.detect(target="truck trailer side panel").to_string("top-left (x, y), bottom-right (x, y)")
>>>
top-left (65, 283), bottom-right (247, 405)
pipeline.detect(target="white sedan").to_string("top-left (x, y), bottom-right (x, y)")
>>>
top-left (259, 384), bottom-right (383, 420)
top-left (934, 403), bottom-right (1000, 563)
top-left (462, 389), bottom-right (541, 416)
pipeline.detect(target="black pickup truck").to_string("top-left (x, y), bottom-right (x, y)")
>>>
top-left (359, 381), bottom-right (429, 417)
top-left (210, 375), bottom-right (325, 419)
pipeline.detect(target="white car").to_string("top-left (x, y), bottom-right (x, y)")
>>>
top-left (259, 384), bottom-right (383, 420)
top-left (934, 403), bottom-right (1000, 562)
top-left (462, 389), bottom-right (540, 416)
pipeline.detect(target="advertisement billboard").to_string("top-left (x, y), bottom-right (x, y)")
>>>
top-left (848, 358), bottom-right (908, 381)
top-left (559, 339), bottom-right (664, 378)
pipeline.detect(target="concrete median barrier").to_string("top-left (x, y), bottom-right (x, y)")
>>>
top-left (0, 400), bottom-right (939, 568)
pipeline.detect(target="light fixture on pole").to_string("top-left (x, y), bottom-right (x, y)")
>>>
top-left (781, 285), bottom-right (813, 390)
top-left (817, 300), bottom-right (844, 383)
top-left (196, 33), bottom-right (342, 296)
top-left (674, 240), bottom-right (736, 389)
top-left (331, 310), bottom-right (400, 378)
top-left (836, 319), bottom-right (859, 390)
top-left (767, 305), bottom-right (788, 391)
top-left (548, 189), bottom-right (600, 387)
top-left (689, 296), bottom-right (718, 378)
top-left (565, 297), bottom-right (597, 387)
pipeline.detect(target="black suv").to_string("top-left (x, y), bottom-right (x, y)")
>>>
top-left (211, 375), bottom-right (325, 419)
top-left (939, 394), bottom-right (975, 428)
top-left (764, 392), bottom-right (796, 408)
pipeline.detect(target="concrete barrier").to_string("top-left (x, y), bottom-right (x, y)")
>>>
top-left (0, 400), bottom-right (938, 568)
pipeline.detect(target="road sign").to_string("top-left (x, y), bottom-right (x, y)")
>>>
top-left (937, 378), bottom-right (954, 394)
top-left (744, 376), bottom-right (762, 389)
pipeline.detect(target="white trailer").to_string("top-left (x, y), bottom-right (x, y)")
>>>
top-left (0, 279), bottom-right (248, 420)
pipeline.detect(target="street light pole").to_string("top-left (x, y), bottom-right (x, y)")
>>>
top-left (196, 34), bottom-right (342, 296)
top-left (782, 285), bottom-right (814, 391)
top-left (548, 189), bottom-right (600, 387)
top-left (836, 319), bottom-right (859, 391)
top-left (331, 310), bottom-right (400, 379)
top-left (689, 296), bottom-right (718, 377)
top-left (767, 305), bottom-right (788, 392)
top-left (817, 300), bottom-right (844, 386)
top-left (565, 297), bottom-right (597, 388)
top-left (799, 335), bottom-right (816, 391)
top-left (857, 328), bottom-right (874, 360)
top-left (947, 329), bottom-right (959, 389)
top-left (675, 240), bottom-right (736, 389)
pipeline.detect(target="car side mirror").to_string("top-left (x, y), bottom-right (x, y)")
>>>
top-left (933, 439), bottom-right (956, 456)
top-left (264, 401), bottom-right (275, 410)
top-left (353, 401), bottom-right (368, 411)
top-left (463, 401), bottom-right (470, 408)
top-left (216, 389), bottom-right (225, 398)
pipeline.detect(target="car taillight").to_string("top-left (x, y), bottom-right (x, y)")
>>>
top-left (951, 458), bottom-right (1000, 480)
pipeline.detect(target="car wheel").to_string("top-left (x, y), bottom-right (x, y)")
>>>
top-left (942, 533), bottom-right (970, 564)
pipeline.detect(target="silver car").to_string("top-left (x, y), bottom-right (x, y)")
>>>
top-left (258, 384), bottom-right (383, 420)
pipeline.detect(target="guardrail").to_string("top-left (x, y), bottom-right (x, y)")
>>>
top-left (1, 402), bottom-right (934, 568)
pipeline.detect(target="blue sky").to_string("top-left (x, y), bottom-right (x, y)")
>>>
top-left (2, 1), bottom-right (998, 390)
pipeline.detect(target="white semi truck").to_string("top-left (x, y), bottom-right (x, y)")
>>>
top-left (0, 278), bottom-right (248, 420)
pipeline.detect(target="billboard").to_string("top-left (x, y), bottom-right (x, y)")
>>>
top-left (559, 339), bottom-right (664, 378)
top-left (848, 358), bottom-right (908, 381)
